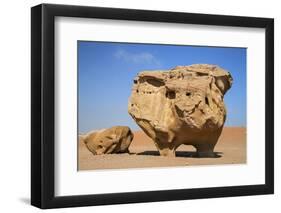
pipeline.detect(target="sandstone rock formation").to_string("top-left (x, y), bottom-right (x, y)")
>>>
top-left (83, 126), bottom-right (134, 155)
top-left (128, 64), bottom-right (233, 157)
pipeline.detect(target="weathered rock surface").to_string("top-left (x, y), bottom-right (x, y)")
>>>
top-left (128, 64), bottom-right (233, 157)
top-left (82, 126), bottom-right (134, 155)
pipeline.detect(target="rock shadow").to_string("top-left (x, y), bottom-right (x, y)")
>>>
top-left (137, 150), bottom-right (222, 158)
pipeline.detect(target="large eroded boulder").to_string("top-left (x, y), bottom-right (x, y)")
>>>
top-left (128, 64), bottom-right (233, 157)
top-left (82, 126), bottom-right (134, 155)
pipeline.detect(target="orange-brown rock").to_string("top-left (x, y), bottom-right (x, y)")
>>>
top-left (82, 126), bottom-right (134, 155)
top-left (128, 64), bottom-right (233, 157)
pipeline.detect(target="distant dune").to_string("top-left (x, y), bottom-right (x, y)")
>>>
top-left (78, 127), bottom-right (246, 170)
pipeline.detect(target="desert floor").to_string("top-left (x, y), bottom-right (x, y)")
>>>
top-left (78, 127), bottom-right (246, 170)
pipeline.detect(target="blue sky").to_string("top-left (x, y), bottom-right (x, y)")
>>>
top-left (78, 41), bottom-right (246, 133)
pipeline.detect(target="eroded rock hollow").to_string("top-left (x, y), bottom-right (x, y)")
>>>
top-left (82, 126), bottom-right (134, 155)
top-left (128, 64), bottom-right (233, 157)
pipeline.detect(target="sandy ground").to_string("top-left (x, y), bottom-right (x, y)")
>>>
top-left (78, 127), bottom-right (246, 170)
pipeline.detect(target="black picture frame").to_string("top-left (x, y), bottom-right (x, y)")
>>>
top-left (31, 3), bottom-right (274, 209)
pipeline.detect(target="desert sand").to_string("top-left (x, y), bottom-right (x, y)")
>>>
top-left (78, 127), bottom-right (246, 170)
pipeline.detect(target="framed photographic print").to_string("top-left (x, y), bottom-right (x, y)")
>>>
top-left (31, 3), bottom-right (274, 209)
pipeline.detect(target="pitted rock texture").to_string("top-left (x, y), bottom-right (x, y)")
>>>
top-left (128, 64), bottom-right (233, 157)
top-left (83, 126), bottom-right (134, 155)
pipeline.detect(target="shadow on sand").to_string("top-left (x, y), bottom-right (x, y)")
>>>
top-left (137, 150), bottom-right (222, 158)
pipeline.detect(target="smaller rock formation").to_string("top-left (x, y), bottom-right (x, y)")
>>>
top-left (83, 126), bottom-right (134, 155)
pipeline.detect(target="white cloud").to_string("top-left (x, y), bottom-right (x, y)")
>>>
top-left (114, 49), bottom-right (161, 66)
